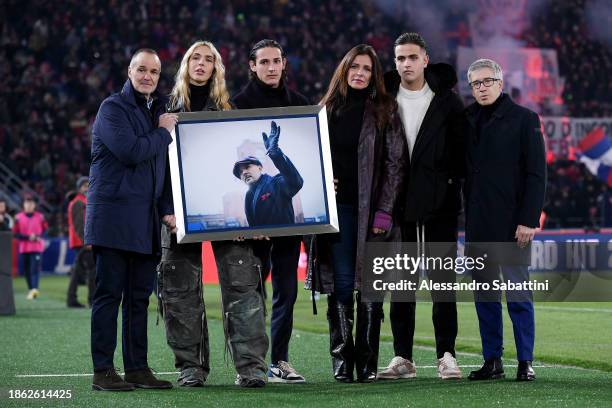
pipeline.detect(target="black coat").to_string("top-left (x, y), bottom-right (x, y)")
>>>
top-left (306, 100), bottom-right (408, 294)
top-left (384, 64), bottom-right (466, 223)
top-left (464, 94), bottom-right (546, 243)
top-left (232, 78), bottom-right (309, 109)
top-left (245, 149), bottom-right (304, 226)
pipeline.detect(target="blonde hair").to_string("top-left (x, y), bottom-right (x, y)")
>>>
top-left (168, 41), bottom-right (231, 111)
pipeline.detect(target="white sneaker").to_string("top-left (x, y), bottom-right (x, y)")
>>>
top-left (377, 356), bottom-right (416, 380)
top-left (437, 352), bottom-right (462, 379)
top-left (268, 361), bottom-right (305, 383)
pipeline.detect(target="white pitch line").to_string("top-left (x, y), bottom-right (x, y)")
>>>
top-left (14, 329), bottom-right (608, 378)
top-left (16, 372), bottom-right (179, 378)
top-left (297, 330), bottom-right (607, 373)
top-left (16, 366), bottom-right (593, 379)
top-left (383, 365), bottom-right (558, 369)
top-left (454, 303), bottom-right (612, 313)
top-left (534, 306), bottom-right (612, 313)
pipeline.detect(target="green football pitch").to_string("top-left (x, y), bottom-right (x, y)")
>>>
top-left (1, 275), bottom-right (611, 407)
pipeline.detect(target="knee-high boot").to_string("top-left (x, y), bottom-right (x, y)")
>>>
top-left (355, 292), bottom-right (383, 383)
top-left (327, 293), bottom-right (355, 382)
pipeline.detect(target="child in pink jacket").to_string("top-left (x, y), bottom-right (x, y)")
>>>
top-left (13, 196), bottom-right (48, 299)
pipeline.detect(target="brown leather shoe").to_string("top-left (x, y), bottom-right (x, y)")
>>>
top-left (124, 368), bottom-right (173, 389)
top-left (92, 368), bottom-right (135, 391)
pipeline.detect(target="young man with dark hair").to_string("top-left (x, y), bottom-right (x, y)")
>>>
top-left (233, 39), bottom-right (309, 109)
top-left (379, 32), bottom-right (466, 380)
top-left (232, 39), bottom-right (309, 384)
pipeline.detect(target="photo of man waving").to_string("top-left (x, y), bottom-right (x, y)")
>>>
top-left (233, 120), bottom-right (304, 227)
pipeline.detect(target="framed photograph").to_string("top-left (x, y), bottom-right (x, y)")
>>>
top-left (168, 105), bottom-right (339, 243)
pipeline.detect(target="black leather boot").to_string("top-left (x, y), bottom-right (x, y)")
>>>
top-left (327, 294), bottom-right (355, 382)
top-left (516, 360), bottom-right (536, 381)
top-left (355, 293), bottom-right (383, 383)
top-left (468, 358), bottom-right (505, 380)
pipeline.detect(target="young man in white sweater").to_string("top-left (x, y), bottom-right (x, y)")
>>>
top-left (380, 32), bottom-right (467, 381)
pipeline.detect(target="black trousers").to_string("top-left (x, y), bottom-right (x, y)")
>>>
top-left (390, 216), bottom-right (458, 360)
top-left (91, 246), bottom-right (157, 371)
top-left (253, 236), bottom-right (301, 364)
top-left (67, 246), bottom-right (95, 306)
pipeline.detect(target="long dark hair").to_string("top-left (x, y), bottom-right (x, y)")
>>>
top-left (320, 44), bottom-right (395, 131)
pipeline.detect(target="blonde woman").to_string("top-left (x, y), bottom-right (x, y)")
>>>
top-left (158, 40), bottom-right (269, 388)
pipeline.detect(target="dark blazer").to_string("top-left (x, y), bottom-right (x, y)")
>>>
top-left (245, 149), bottom-right (304, 226)
top-left (385, 64), bottom-right (466, 223)
top-left (307, 100), bottom-right (408, 293)
top-left (85, 80), bottom-right (171, 254)
top-left (464, 94), bottom-right (546, 244)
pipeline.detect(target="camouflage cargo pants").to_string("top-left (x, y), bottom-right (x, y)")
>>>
top-left (158, 226), bottom-right (268, 381)
top-left (158, 226), bottom-right (210, 376)
top-left (213, 241), bottom-right (269, 381)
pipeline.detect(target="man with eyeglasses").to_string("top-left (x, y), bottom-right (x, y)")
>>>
top-left (464, 59), bottom-right (546, 382)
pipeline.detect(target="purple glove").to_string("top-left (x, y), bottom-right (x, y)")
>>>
top-left (372, 210), bottom-right (393, 231)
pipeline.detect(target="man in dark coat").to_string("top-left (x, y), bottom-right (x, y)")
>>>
top-left (85, 48), bottom-right (177, 391)
top-left (379, 32), bottom-right (465, 380)
top-left (232, 39), bottom-right (309, 383)
top-left (464, 58), bottom-right (546, 382)
top-left (233, 122), bottom-right (304, 227)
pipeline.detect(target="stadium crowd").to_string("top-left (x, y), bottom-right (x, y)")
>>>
top-left (0, 0), bottom-right (611, 234)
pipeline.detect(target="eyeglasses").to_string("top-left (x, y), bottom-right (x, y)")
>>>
top-left (469, 77), bottom-right (500, 89)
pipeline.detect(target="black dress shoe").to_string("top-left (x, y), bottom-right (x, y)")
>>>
top-left (357, 372), bottom-right (377, 383)
top-left (516, 360), bottom-right (536, 381)
top-left (468, 358), bottom-right (505, 380)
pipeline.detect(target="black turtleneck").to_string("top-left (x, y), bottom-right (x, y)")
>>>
top-left (476, 92), bottom-right (506, 141)
top-left (232, 77), bottom-right (309, 109)
top-left (477, 93), bottom-right (505, 125)
top-left (189, 82), bottom-right (211, 112)
top-left (329, 87), bottom-right (369, 206)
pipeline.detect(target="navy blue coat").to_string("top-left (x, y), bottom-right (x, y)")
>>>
top-left (244, 149), bottom-right (303, 226)
top-left (85, 80), bottom-right (172, 254)
top-left (464, 94), bottom-right (546, 244)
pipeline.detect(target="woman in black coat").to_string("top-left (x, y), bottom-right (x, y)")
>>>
top-left (308, 44), bottom-right (407, 382)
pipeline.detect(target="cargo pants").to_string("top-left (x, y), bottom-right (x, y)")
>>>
top-left (157, 226), bottom-right (268, 381)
